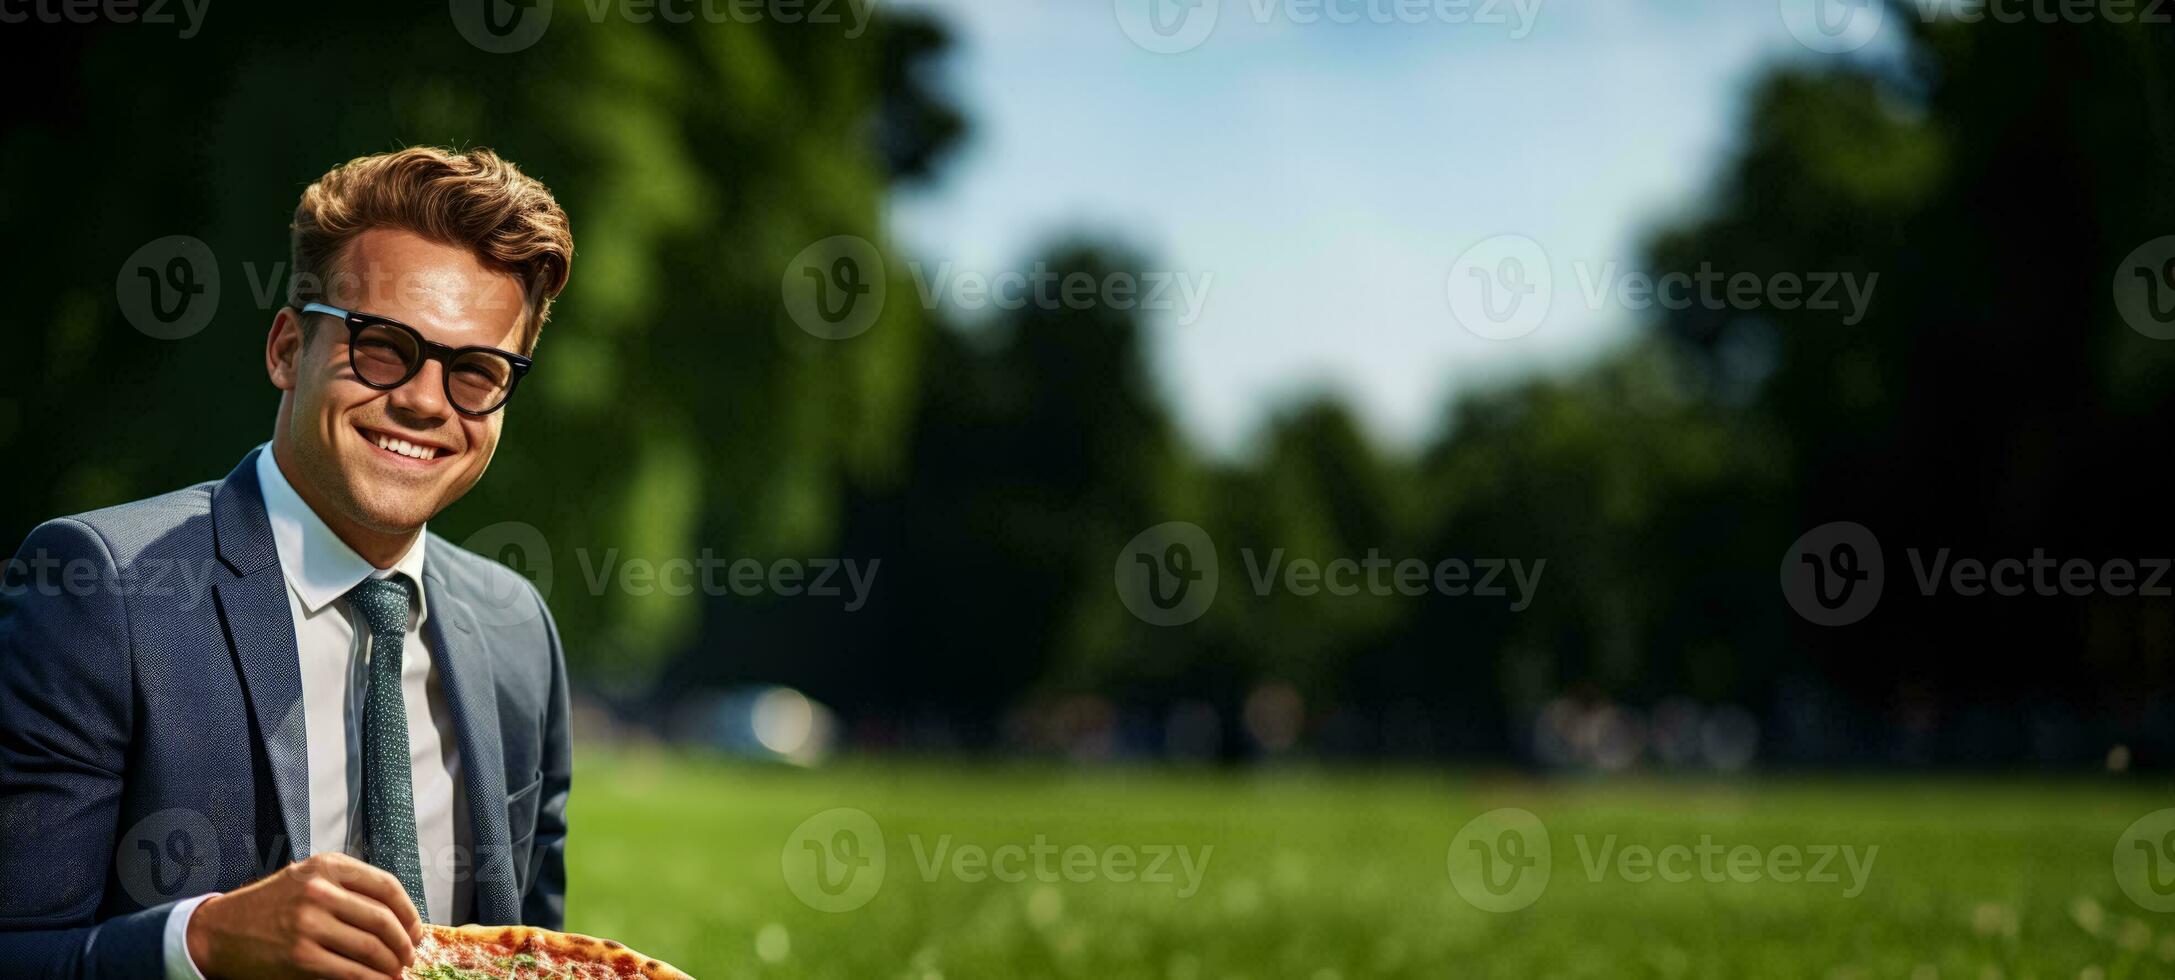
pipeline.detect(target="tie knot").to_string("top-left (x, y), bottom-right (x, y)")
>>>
top-left (345, 575), bottom-right (415, 637)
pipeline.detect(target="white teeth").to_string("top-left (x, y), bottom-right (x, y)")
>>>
top-left (371, 433), bottom-right (438, 461)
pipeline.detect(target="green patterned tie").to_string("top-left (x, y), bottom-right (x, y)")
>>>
top-left (345, 575), bottom-right (428, 919)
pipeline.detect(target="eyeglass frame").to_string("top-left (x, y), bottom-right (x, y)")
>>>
top-left (298, 301), bottom-right (534, 416)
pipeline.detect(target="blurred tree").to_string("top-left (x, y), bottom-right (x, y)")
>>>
top-left (670, 243), bottom-right (1191, 737)
top-left (0, 7), bottom-right (962, 689)
top-left (1189, 400), bottom-right (1414, 709)
top-left (14, 5), bottom-right (2175, 765)
top-left (1634, 15), bottom-right (2175, 760)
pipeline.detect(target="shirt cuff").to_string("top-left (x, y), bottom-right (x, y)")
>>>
top-left (162, 892), bottom-right (218, 980)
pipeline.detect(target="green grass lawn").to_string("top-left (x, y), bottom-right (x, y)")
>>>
top-left (564, 750), bottom-right (2175, 979)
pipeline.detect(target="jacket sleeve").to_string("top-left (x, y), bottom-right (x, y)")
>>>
top-left (519, 585), bottom-right (571, 930)
top-left (0, 518), bottom-right (174, 979)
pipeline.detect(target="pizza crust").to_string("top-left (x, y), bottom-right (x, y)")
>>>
top-left (417, 923), bottom-right (695, 979)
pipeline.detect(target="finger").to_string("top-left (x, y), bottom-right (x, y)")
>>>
top-left (333, 860), bottom-right (426, 945)
top-left (322, 883), bottom-right (419, 966)
top-left (293, 938), bottom-right (400, 980)
top-left (305, 913), bottom-right (405, 977)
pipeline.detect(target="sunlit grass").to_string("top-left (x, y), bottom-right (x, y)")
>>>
top-left (565, 749), bottom-right (2173, 978)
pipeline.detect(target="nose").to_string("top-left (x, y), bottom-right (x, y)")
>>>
top-left (387, 356), bottom-right (453, 424)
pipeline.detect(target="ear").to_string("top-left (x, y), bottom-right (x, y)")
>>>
top-left (267, 307), bottom-right (305, 392)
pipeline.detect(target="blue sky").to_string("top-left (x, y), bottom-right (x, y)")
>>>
top-left (888, 0), bottom-right (1867, 454)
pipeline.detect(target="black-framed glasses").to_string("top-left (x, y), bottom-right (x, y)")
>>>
top-left (300, 302), bottom-right (532, 416)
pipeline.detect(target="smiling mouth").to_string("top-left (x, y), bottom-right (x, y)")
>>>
top-left (357, 425), bottom-right (454, 463)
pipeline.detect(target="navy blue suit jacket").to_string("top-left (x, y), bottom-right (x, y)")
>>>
top-left (0, 449), bottom-right (571, 978)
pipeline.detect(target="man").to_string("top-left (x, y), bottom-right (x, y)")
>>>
top-left (0, 147), bottom-right (575, 979)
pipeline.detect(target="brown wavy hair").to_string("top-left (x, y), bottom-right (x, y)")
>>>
top-left (288, 146), bottom-right (572, 355)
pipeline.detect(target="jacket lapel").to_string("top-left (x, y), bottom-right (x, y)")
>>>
top-left (423, 560), bottom-right (518, 923)
top-left (210, 448), bottom-right (522, 919)
top-left (210, 448), bottom-right (312, 864)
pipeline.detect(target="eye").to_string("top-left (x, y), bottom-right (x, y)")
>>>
top-left (457, 363), bottom-right (507, 384)
top-left (452, 353), bottom-right (513, 384)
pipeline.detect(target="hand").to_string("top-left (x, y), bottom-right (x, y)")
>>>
top-left (187, 852), bottom-right (424, 980)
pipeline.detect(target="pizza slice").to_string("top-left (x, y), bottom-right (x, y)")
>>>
top-left (405, 923), bottom-right (694, 979)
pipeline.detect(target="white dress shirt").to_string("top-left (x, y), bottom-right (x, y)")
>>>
top-left (163, 447), bottom-right (468, 978)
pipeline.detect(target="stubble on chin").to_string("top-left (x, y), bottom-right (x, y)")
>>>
top-left (357, 460), bottom-right (492, 535)
top-left (350, 487), bottom-right (438, 536)
top-left (299, 440), bottom-right (426, 536)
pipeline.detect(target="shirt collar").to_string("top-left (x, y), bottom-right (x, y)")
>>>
top-left (254, 444), bottom-right (430, 626)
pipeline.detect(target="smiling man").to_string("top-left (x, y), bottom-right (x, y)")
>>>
top-left (0, 147), bottom-right (574, 979)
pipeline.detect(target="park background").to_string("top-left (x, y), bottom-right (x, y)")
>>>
top-left (6, 1), bottom-right (2175, 976)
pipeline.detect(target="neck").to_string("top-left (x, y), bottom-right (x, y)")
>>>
top-left (268, 440), bottom-right (418, 570)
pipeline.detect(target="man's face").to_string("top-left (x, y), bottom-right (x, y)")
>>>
top-left (269, 228), bottom-right (529, 537)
